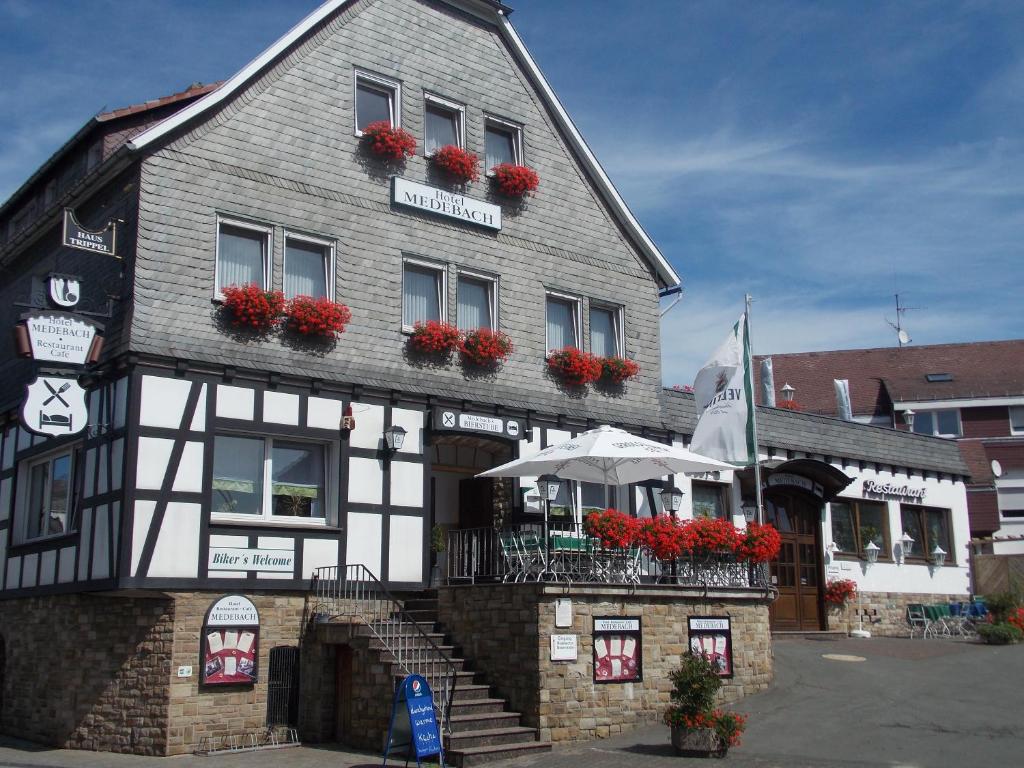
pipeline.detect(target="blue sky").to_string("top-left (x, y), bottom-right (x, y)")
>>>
top-left (2, 0), bottom-right (1022, 384)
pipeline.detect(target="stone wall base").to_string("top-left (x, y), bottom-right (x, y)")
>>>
top-left (827, 591), bottom-right (970, 637)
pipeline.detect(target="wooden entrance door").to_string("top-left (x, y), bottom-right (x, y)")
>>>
top-left (766, 493), bottom-right (824, 631)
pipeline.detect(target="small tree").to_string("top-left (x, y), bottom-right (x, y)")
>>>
top-left (664, 652), bottom-right (746, 754)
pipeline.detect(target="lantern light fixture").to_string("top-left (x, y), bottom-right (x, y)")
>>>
top-left (659, 485), bottom-right (685, 514)
top-left (781, 383), bottom-right (795, 403)
top-left (898, 531), bottom-right (915, 562)
top-left (383, 424), bottom-right (407, 453)
top-left (931, 545), bottom-right (947, 568)
top-left (902, 409), bottom-right (916, 431)
top-left (537, 474), bottom-right (562, 502)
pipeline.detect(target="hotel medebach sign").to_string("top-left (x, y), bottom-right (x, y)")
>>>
top-left (392, 177), bottom-right (501, 231)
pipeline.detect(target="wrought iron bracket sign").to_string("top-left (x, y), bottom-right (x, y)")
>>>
top-left (62, 208), bottom-right (120, 258)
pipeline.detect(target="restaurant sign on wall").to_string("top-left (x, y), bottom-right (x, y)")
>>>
top-left (688, 616), bottom-right (733, 678)
top-left (593, 617), bottom-right (642, 684)
top-left (202, 595), bottom-right (259, 686)
top-left (431, 407), bottom-right (524, 441)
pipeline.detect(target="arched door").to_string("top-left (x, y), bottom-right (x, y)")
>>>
top-left (765, 491), bottom-right (824, 631)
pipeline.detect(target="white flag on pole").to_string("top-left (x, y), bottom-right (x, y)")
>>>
top-left (689, 314), bottom-right (755, 465)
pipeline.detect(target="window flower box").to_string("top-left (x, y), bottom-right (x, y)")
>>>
top-left (546, 346), bottom-right (602, 386)
top-left (284, 296), bottom-right (352, 338)
top-left (600, 355), bottom-right (640, 384)
top-left (220, 283), bottom-right (285, 331)
top-left (362, 120), bottom-right (416, 161)
top-left (431, 145), bottom-right (479, 183)
top-left (408, 320), bottom-right (461, 355)
top-left (491, 163), bottom-right (539, 197)
top-left (459, 328), bottom-right (513, 367)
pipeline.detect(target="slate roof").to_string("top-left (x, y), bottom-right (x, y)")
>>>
top-left (660, 388), bottom-right (970, 477)
top-left (755, 340), bottom-right (1024, 417)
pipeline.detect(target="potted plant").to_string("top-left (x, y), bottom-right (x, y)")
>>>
top-left (431, 144), bottom-right (479, 183)
top-left (283, 295), bottom-right (352, 338)
top-left (824, 578), bottom-right (858, 633)
top-left (408, 320), bottom-right (461, 356)
top-left (599, 355), bottom-right (641, 385)
top-left (491, 162), bottom-right (539, 197)
top-left (664, 652), bottom-right (746, 757)
top-left (220, 283), bottom-right (285, 332)
top-left (459, 327), bottom-right (513, 367)
top-left (361, 120), bottom-right (416, 161)
top-left (546, 347), bottom-right (602, 387)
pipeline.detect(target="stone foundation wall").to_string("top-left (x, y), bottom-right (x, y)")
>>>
top-left (0, 593), bottom-right (174, 754)
top-left (438, 584), bottom-right (773, 743)
top-left (827, 591), bottom-right (970, 637)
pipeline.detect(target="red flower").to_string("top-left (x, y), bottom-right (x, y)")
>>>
top-left (735, 522), bottom-right (781, 563)
top-left (459, 327), bottom-right (513, 366)
top-left (284, 295), bottom-right (352, 338)
top-left (432, 145), bottom-right (479, 183)
top-left (777, 400), bottom-right (802, 411)
top-left (600, 355), bottom-right (640, 384)
top-left (408, 320), bottom-right (461, 354)
top-left (584, 508), bottom-right (641, 549)
top-left (1007, 607), bottom-right (1024, 632)
top-left (362, 121), bottom-right (416, 161)
top-left (680, 517), bottom-right (741, 556)
top-left (220, 283), bottom-right (285, 331)
top-left (824, 578), bottom-right (858, 606)
top-left (547, 347), bottom-right (602, 386)
top-left (491, 163), bottom-right (540, 197)
top-left (638, 515), bottom-right (688, 560)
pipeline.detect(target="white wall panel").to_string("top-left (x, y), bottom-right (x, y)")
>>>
top-left (391, 461), bottom-right (424, 507)
top-left (97, 445), bottom-right (109, 494)
top-left (6, 555), bottom-right (21, 590)
top-left (136, 438), bottom-right (173, 490)
top-left (130, 501), bottom-right (153, 577)
top-left (39, 550), bottom-right (56, 586)
top-left (348, 457), bottom-right (383, 504)
top-left (216, 385), bottom-right (255, 420)
top-left (111, 438), bottom-right (124, 490)
top-left (209, 534), bottom-right (247, 578)
top-left (140, 376), bottom-right (191, 428)
top-left (148, 502), bottom-right (201, 578)
top-left (17, 427), bottom-right (30, 452)
top-left (349, 402), bottom-right (384, 450)
top-left (22, 553), bottom-right (38, 588)
top-left (58, 546), bottom-right (76, 584)
top-left (307, 396), bottom-right (343, 430)
top-left (388, 515), bottom-right (423, 582)
top-left (111, 502), bottom-right (120, 566)
top-left (303, 538), bottom-right (339, 578)
top-left (0, 477), bottom-right (10, 522)
top-left (190, 384), bottom-right (207, 431)
top-left (257, 535), bottom-right (294, 549)
top-left (346, 511), bottom-right (382, 579)
top-left (518, 428), bottom-right (543, 459)
top-left (84, 448), bottom-right (96, 498)
top-left (113, 377), bottom-right (128, 429)
top-left (391, 408), bottom-right (424, 454)
top-left (173, 442), bottom-right (205, 493)
top-left (92, 504), bottom-right (110, 580)
top-left (77, 508), bottom-right (92, 581)
top-left (264, 391), bottom-right (300, 425)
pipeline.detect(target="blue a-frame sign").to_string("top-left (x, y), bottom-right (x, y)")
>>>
top-left (383, 674), bottom-right (444, 768)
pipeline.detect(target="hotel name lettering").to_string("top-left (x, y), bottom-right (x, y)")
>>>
top-left (392, 177), bottom-right (502, 230)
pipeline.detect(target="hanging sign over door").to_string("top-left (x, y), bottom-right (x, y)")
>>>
top-left (20, 312), bottom-right (101, 365)
top-left (21, 374), bottom-right (88, 437)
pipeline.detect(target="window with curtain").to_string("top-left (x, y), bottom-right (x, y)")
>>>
top-left (424, 101), bottom-right (460, 154)
top-left (284, 238), bottom-right (329, 299)
top-left (829, 499), bottom-right (888, 558)
top-left (899, 505), bottom-right (952, 562)
top-left (403, 262), bottom-right (443, 328)
top-left (485, 122), bottom-right (517, 170)
top-left (590, 306), bottom-right (620, 357)
top-left (691, 482), bottom-right (728, 520)
top-left (217, 223), bottom-right (267, 293)
top-left (355, 78), bottom-right (394, 131)
top-left (23, 449), bottom-right (77, 541)
top-left (457, 275), bottom-right (493, 331)
top-left (911, 409), bottom-right (961, 437)
top-left (546, 294), bottom-right (579, 351)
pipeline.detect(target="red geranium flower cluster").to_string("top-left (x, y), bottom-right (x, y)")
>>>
top-left (824, 578), bottom-right (858, 606)
top-left (682, 517), bottom-right (742, 555)
top-left (584, 508), bottom-right (642, 549)
top-left (639, 515), bottom-right (688, 560)
top-left (284, 295), bottom-right (352, 338)
top-left (361, 121), bottom-right (416, 161)
top-left (409, 320), bottom-right (462, 354)
top-left (600, 355), bottom-right (641, 384)
top-left (221, 283), bottom-right (285, 331)
top-left (664, 711), bottom-right (747, 748)
top-left (777, 400), bottom-right (802, 411)
top-left (459, 328), bottom-right (513, 366)
top-left (1007, 607), bottom-right (1024, 632)
top-left (547, 347), bottom-right (603, 386)
top-left (491, 163), bottom-right (540, 197)
top-left (432, 144), bottom-right (479, 183)
top-left (735, 521), bottom-right (782, 563)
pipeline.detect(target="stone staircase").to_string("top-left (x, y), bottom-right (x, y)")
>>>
top-left (395, 591), bottom-right (552, 767)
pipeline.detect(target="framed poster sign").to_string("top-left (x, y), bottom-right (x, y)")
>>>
top-left (201, 595), bottom-right (259, 686)
top-left (687, 616), bottom-right (733, 678)
top-left (593, 617), bottom-right (642, 684)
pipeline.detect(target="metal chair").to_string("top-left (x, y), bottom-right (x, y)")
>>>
top-left (907, 603), bottom-right (929, 638)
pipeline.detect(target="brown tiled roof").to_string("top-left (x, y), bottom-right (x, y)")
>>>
top-left (97, 82), bottom-right (222, 122)
top-left (755, 340), bottom-right (1024, 417)
top-left (957, 440), bottom-right (993, 486)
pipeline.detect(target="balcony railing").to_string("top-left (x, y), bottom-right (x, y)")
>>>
top-left (446, 523), bottom-right (770, 590)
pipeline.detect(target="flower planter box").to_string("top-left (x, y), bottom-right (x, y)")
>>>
top-left (671, 726), bottom-right (726, 757)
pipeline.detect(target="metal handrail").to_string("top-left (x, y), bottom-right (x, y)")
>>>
top-left (310, 564), bottom-right (457, 736)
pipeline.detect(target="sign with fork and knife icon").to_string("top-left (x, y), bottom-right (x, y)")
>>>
top-left (21, 374), bottom-right (88, 437)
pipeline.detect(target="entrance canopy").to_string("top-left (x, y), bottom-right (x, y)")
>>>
top-left (764, 458), bottom-right (854, 503)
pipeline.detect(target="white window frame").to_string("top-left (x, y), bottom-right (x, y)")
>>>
top-left (16, 445), bottom-right (78, 544)
top-left (914, 408), bottom-right (962, 438)
top-left (589, 302), bottom-right (624, 357)
top-left (483, 115), bottom-right (523, 174)
top-left (214, 215), bottom-right (273, 300)
top-left (282, 230), bottom-right (336, 300)
top-left (456, 269), bottom-right (498, 331)
top-left (545, 290), bottom-right (583, 352)
top-left (423, 93), bottom-right (465, 155)
top-left (353, 70), bottom-right (402, 136)
top-left (211, 434), bottom-right (336, 527)
top-left (1010, 406), bottom-right (1024, 436)
top-left (402, 257), bottom-right (448, 332)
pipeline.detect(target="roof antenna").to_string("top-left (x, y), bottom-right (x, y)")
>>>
top-left (885, 293), bottom-right (919, 348)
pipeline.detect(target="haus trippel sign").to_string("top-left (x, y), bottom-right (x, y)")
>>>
top-left (62, 209), bottom-right (118, 257)
top-left (392, 177), bottom-right (501, 231)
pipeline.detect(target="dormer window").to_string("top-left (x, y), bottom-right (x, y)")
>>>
top-left (925, 373), bottom-right (953, 383)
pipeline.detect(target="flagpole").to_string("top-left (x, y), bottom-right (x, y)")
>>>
top-left (745, 294), bottom-right (765, 526)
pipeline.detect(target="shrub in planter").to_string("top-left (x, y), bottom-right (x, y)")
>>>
top-left (408, 320), bottom-right (461, 355)
top-left (977, 622), bottom-right (1023, 645)
top-left (284, 295), bottom-right (352, 338)
top-left (491, 162), bottom-right (539, 197)
top-left (824, 578), bottom-right (858, 608)
top-left (361, 120), bottom-right (416, 161)
top-left (546, 347), bottom-right (602, 386)
top-left (600, 355), bottom-right (640, 385)
top-left (431, 145), bottom-right (479, 183)
top-left (664, 652), bottom-right (747, 756)
top-left (459, 327), bottom-right (513, 367)
top-left (220, 283), bottom-right (285, 331)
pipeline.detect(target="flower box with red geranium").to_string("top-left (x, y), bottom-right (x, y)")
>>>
top-left (361, 120), bottom-right (416, 161)
top-left (431, 145), bottom-right (479, 183)
top-left (408, 320), bottom-right (461, 355)
top-left (680, 517), bottom-right (741, 557)
top-left (638, 515), bottom-right (688, 561)
top-left (824, 578), bottom-right (858, 607)
top-left (284, 295), bottom-right (352, 338)
top-left (546, 347), bottom-right (602, 386)
top-left (459, 327), bottom-right (513, 367)
top-left (491, 163), bottom-right (539, 197)
top-left (600, 355), bottom-right (640, 385)
top-left (584, 508), bottom-right (641, 550)
top-left (777, 400), bottom-right (802, 411)
top-left (735, 522), bottom-right (782, 563)
top-left (220, 283), bottom-right (285, 332)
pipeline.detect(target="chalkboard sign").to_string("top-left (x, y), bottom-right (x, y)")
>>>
top-left (383, 674), bottom-right (444, 768)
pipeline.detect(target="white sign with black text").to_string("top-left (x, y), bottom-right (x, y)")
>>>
top-left (593, 618), bottom-right (640, 632)
top-left (550, 634), bottom-right (578, 661)
top-left (393, 177), bottom-right (501, 230)
top-left (23, 312), bottom-right (98, 365)
top-left (208, 547), bottom-right (295, 573)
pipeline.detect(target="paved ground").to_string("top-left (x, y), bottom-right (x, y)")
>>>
top-left (0, 636), bottom-right (1020, 768)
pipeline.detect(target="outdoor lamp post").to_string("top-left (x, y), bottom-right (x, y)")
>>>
top-left (851, 541), bottom-right (881, 639)
top-left (537, 474), bottom-right (562, 580)
top-left (659, 485), bottom-right (684, 515)
top-left (781, 383), bottom-right (795, 403)
top-left (902, 409), bottom-right (916, 431)
top-left (931, 545), bottom-right (947, 569)
top-left (898, 531), bottom-right (915, 563)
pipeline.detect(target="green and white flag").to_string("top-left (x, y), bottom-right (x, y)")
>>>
top-left (689, 314), bottom-right (756, 466)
